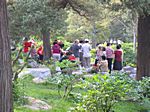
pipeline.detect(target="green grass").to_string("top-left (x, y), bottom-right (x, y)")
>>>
top-left (14, 75), bottom-right (150, 112)
top-left (114, 101), bottom-right (150, 112)
top-left (14, 76), bottom-right (73, 112)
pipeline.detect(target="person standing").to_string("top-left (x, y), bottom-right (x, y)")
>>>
top-left (106, 43), bottom-right (114, 73)
top-left (81, 39), bottom-right (92, 68)
top-left (113, 44), bottom-right (123, 71)
top-left (52, 41), bottom-right (61, 61)
top-left (79, 40), bottom-right (84, 67)
top-left (94, 45), bottom-right (103, 66)
top-left (69, 39), bottom-right (81, 61)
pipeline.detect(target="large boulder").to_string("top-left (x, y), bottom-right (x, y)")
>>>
top-left (19, 68), bottom-right (51, 79)
top-left (24, 97), bottom-right (52, 110)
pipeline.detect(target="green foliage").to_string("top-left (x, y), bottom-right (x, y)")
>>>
top-left (8, 0), bottom-right (67, 40)
top-left (121, 43), bottom-right (136, 67)
top-left (71, 72), bottom-right (136, 112)
top-left (138, 77), bottom-right (150, 99)
top-left (14, 75), bottom-right (73, 112)
top-left (13, 76), bottom-right (31, 106)
top-left (48, 60), bottom-right (82, 99)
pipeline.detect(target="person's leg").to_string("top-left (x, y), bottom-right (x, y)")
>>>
top-left (56, 54), bottom-right (61, 61)
top-left (53, 54), bottom-right (58, 61)
top-left (87, 57), bottom-right (91, 68)
top-left (107, 58), bottom-right (113, 73)
top-left (83, 57), bottom-right (86, 68)
top-left (95, 59), bottom-right (99, 66)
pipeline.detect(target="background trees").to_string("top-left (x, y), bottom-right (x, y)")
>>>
top-left (8, 0), bottom-right (67, 59)
top-left (0, 0), bottom-right (13, 111)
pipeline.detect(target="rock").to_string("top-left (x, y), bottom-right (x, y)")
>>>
top-left (123, 66), bottom-right (134, 72)
top-left (32, 77), bottom-right (46, 84)
top-left (28, 60), bottom-right (39, 68)
top-left (131, 68), bottom-right (136, 74)
top-left (24, 97), bottom-right (52, 110)
top-left (129, 74), bottom-right (136, 79)
top-left (19, 68), bottom-right (51, 79)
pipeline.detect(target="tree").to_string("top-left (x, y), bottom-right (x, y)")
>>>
top-left (93, 0), bottom-right (150, 80)
top-left (0, 0), bottom-right (13, 111)
top-left (8, 0), bottom-right (67, 60)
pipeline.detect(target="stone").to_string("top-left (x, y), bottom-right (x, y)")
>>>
top-left (19, 68), bottom-right (51, 79)
top-left (32, 77), bottom-right (46, 84)
top-left (123, 66), bottom-right (134, 72)
top-left (24, 97), bottom-right (52, 110)
top-left (28, 60), bottom-right (39, 68)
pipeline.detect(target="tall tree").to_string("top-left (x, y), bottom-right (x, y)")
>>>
top-left (0, 0), bottom-right (13, 111)
top-left (95, 0), bottom-right (150, 80)
top-left (8, 0), bottom-right (67, 60)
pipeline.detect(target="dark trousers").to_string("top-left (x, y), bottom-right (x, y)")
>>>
top-left (107, 58), bottom-right (113, 73)
top-left (94, 59), bottom-right (99, 66)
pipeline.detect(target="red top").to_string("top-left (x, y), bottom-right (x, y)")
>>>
top-left (52, 44), bottom-right (61, 54)
top-left (68, 55), bottom-right (76, 61)
top-left (37, 46), bottom-right (43, 55)
top-left (114, 50), bottom-right (122, 62)
top-left (23, 41), bottom-right (32, 53)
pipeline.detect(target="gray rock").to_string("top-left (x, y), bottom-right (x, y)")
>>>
top-left (24, 97), bottom-right (52, 110)
top-left (32, 77), bottom-right (46, 84)
top-left (123, 66), bottom-right (134, 72)
top-left (28, 60), bottom-right (39, 68)
top-left (19, 68), bottom-right (51, 79)
top-left (129, 74), bottom-right (136, 79)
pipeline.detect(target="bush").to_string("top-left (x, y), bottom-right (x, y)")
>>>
top-left (13, 76), bottom-right (30, 106)
top-left (121, 43), bottom-right (136, 67)
top-left (138, 77), bottom-right (150, 99)
top-left (71, 72), bottom-right (136, 112)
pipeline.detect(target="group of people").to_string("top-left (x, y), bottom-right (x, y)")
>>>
top-left (22, 37), bottom-right (123, 74)
top-left (93, 43), bottom-right (123, 74)
top-left (67, 39), bottom-right (123, 74)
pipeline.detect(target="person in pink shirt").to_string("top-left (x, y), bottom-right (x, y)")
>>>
top-left (52, 41), bottom-right (61, 61)
top-left (106, 43), bottom-right (114, 73)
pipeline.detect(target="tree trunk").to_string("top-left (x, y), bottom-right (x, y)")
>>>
top-left (0, 0), bottom-right (13, 111)
top-left (41, 30), bottom-right (51, 60)
top-left (137, 15), bottom-right (150, 80)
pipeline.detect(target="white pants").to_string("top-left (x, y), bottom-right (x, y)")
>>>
top-left (53, 53), bottom-right (60, 61)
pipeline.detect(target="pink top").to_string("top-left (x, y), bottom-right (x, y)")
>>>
top-left (52, 44), bottom-right (61, 54)
top-left (106, 47), bottom-right (114, 58)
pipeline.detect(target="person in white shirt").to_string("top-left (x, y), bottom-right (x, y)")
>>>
top-left (81, 39), bottom-right (92, 68)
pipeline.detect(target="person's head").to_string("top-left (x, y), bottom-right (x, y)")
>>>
top-left (85, 39), bottom-right (89, 43)
top-left (116, 44), bottom-right (121, 49)
top-left (107, 43), bottom-right (111, 47)
top-left (98, 45), bottom-right (102, 50)
top-left (102, 47), bottom-right (106, 51)
top-left (79, 40), bottom-right (84, 44)
top-left (53, 41), bottom-right (57, 45)
top-left (75, 39), bottom-right (79, 44)
top-left (54, 39), bottom-right (58, 43)
top-left (102, 55), bottom-right (106, 60)
top-left (23, 37), bottom-right (28, 42)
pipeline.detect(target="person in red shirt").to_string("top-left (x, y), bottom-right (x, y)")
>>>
top-left (113, 44), bottom-right (123, 70)
top-left (37, 46), bottom-right (43, 61)
top-left (23, 37), bottom-right (32, 53)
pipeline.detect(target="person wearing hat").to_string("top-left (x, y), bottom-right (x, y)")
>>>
top-left (81, 39), bottom-right (92, 68)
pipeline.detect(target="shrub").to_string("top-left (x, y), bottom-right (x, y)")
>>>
top-left (48, 60), bottom-right (83, 99)
top-left (138, 77), bottom-right (150, 99)
top-left (121, 43), bottom-right (136, 67)
top-left (71, 72), bottom-right (136, 112)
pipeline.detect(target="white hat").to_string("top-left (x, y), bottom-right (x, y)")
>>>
top-left (85, 39), bottom-right (89, 42)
